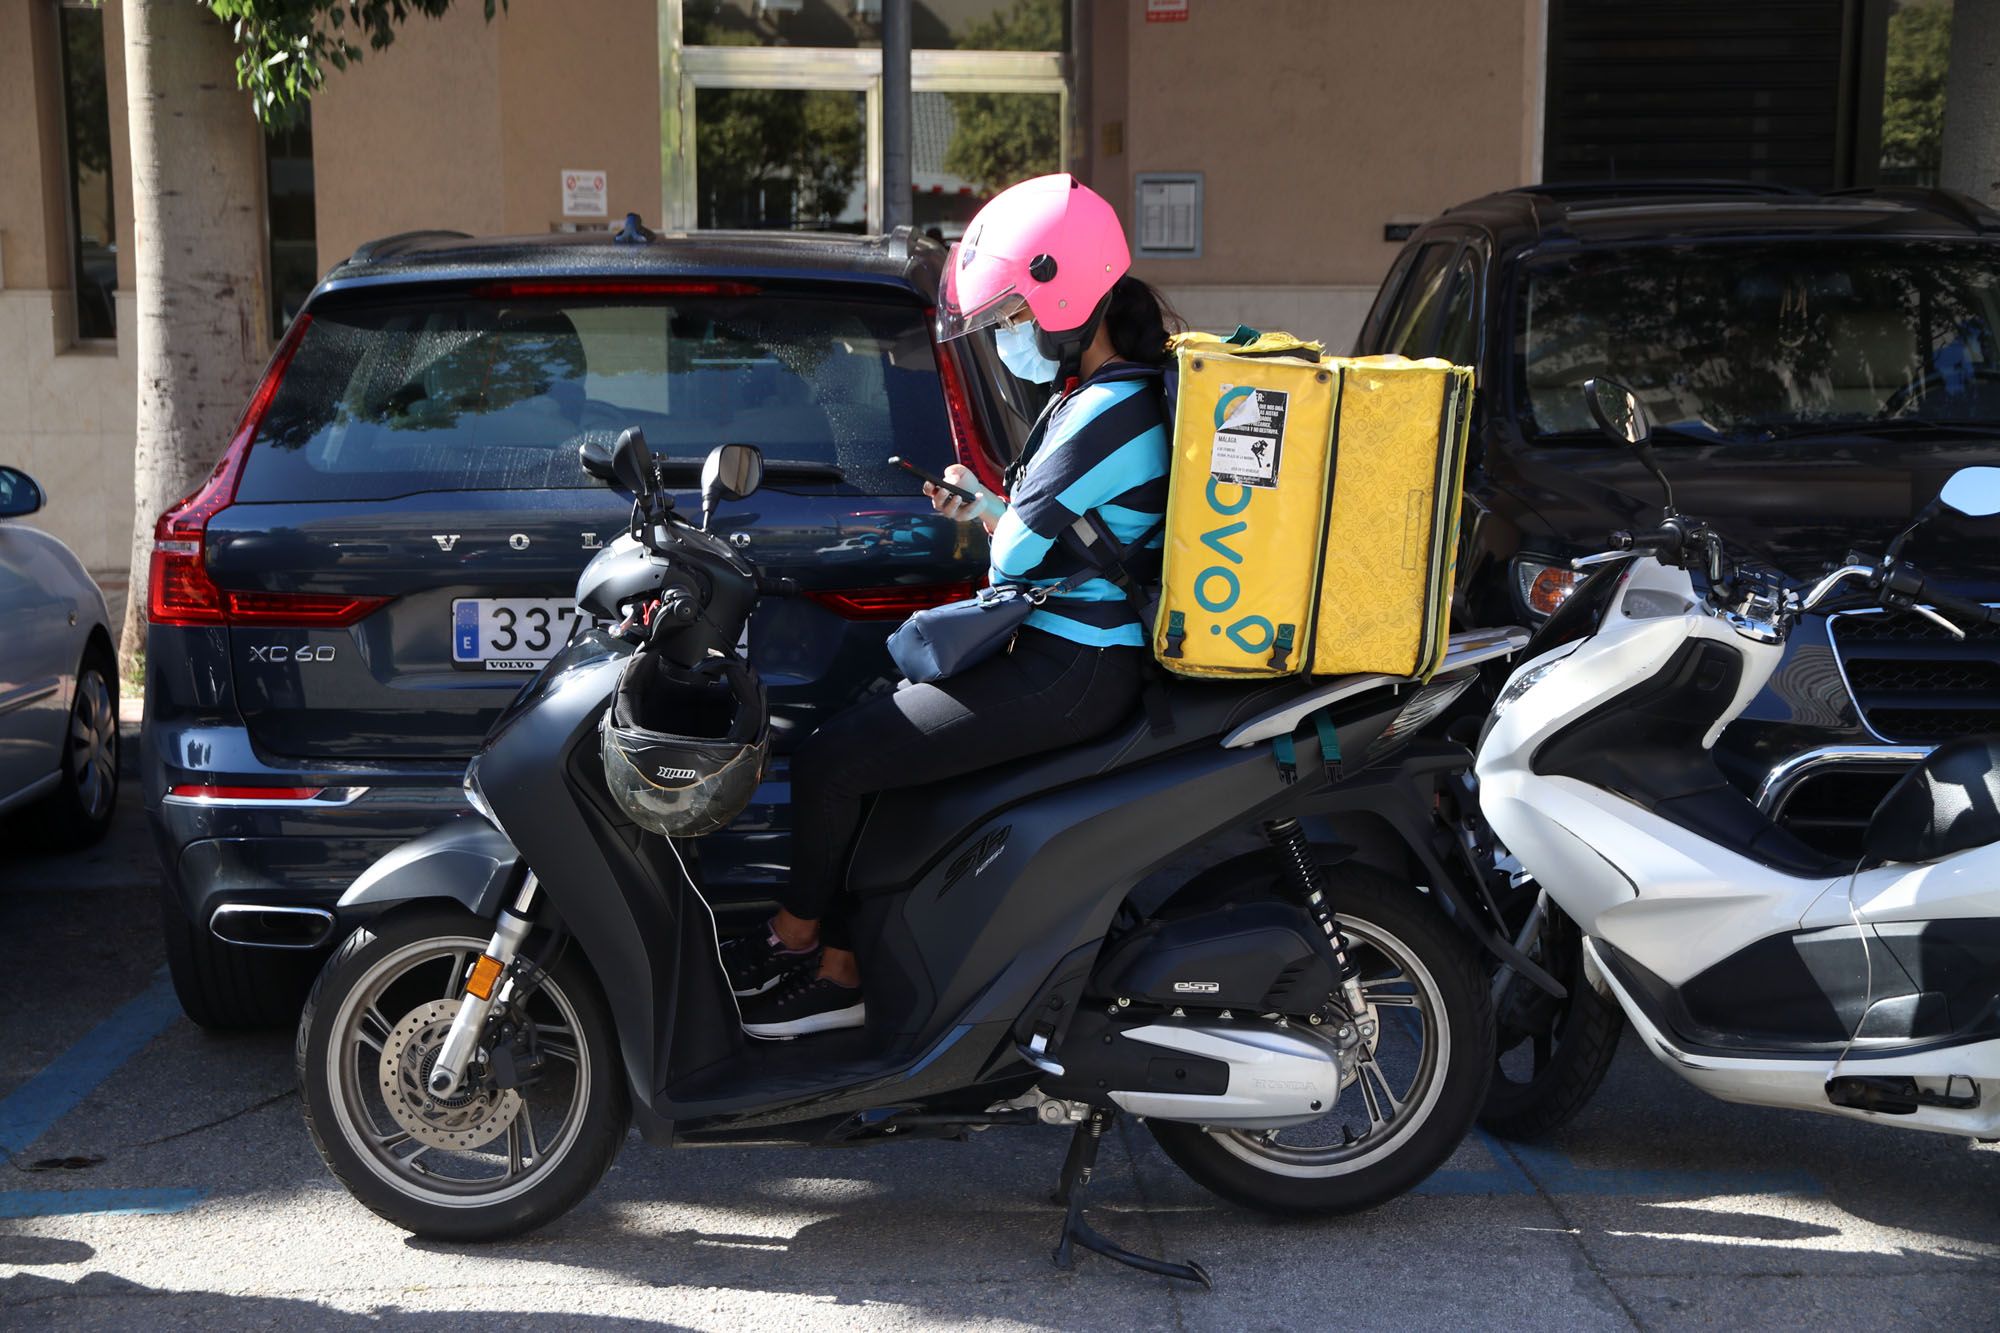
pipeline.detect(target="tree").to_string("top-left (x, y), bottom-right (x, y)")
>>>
top-left (1881, 0), bottom-right (1952, 185)
top-left (942, 0), bottom-right (1061, 193)
top-left (117, 0), bottom-right (501, 668)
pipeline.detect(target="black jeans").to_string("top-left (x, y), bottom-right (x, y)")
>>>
top-left (785, 628), bottom-right (1144, 949)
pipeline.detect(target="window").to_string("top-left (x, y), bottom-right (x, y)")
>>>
top-left (1519, 240), bottom-right (2000, 440)
top-left (1435, 251), bottom-right (1482, 368)
top-left (265, 115), bottom-right (318, 338)
top-left (1878, 0), bottom-right (1953, 187)
top-left (57, 1), bottom-right (115, 341)
top-left (235, 292), bottom-right (954, 503)
top-left (682, 0), bottom-right (1064, 51)
top-left (915, 89), bottom-right (1061, 240)
top-left (1383, 243), bottom-right (1456, 357)
top-left (669, 0), bottom-right (1068, 232)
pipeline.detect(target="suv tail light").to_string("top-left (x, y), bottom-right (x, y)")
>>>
top-left (147, 316), bottom-right (390, 630)
top-left (804, 582), bottom-right (980, 620)
top-left (930, 322), bottom-right (1007, 495)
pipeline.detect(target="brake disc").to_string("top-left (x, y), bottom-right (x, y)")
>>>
top-left (379, 999), bottom-right (523, 1152)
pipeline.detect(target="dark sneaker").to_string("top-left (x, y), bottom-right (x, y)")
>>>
top-left (720, 920), bottom-right (819, 998)
top-left (739, 972), bottom-right (866, 1038)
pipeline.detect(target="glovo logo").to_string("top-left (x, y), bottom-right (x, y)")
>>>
top-left (1195, 386), bottom-right (1279, 658)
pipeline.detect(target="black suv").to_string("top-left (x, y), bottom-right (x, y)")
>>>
top-left (144, 224), bottom-right (1022, 1026)
top-left (1356, 183), bottom-right (2000, 855)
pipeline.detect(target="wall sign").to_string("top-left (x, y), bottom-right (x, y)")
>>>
top-left (1135, 173), bottom-right (1202, 259)
top-left (562, 170), bottom-right (608, 218)
top-left (1145, 0), bottom-right (1189, 21)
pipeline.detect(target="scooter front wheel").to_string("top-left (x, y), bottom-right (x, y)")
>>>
top-left (296, 904), bottom-right (630, 1240)
top-left (1149, 867), bottom-right (1493, 1215)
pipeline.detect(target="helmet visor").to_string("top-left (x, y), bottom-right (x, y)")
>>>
top-left (936, 242), bottom-right (1030, 342)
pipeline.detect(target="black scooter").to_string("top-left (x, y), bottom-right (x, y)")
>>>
top-left (297, 431), bottom-right (1545, 1282)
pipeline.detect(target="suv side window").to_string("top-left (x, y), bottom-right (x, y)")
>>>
top-left (1355, 243), bottom-right (1425, 353)
top-left (1434, 249), bottom-right (1483, 367)
top-left (1382, 242), bottom-right (1457, 357)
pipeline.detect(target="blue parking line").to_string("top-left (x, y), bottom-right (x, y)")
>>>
top-left (1413, 1128), bottom-right (1537, 1196)
top-left (0, 1188), bottom-right (205, 1219)
top-left (0, 968), bottom-right (181, 1159)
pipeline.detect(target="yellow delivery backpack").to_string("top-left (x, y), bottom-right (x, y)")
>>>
top-left (1153, 333), bottom-right (1473, 682)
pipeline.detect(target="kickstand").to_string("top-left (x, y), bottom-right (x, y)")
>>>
top-left (1050, 1111), bottom-right (1212, 1289)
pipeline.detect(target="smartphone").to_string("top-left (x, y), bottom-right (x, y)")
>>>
top-left (889, 455), bottom-right (978, 504)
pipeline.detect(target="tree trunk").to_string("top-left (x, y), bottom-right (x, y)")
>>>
top-left (1941, 0), bottom-right (2000, 207)
top-left (117, 0), bottom-right (267, 668)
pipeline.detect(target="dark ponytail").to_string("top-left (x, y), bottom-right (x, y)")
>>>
top-left (1103, 275), bottom-right (1182, 366)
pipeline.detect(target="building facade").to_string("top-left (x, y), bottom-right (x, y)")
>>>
top-left (0, 0), bottom-right (1970, 573)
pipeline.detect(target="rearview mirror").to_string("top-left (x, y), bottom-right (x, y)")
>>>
top-left (1938, 466), bottom-right (2000, 520)
top-left (1583, 378), bottom-right (1650, 447)
top-left (700, 443), bottom-right (764, 530)
top-left (577, 435), bottom-right (618, 482)
top-left (610, 428), bottom-right (656, 499)
top-left (0, 466), bottom-right (44, 519)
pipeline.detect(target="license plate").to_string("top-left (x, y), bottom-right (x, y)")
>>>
top-left (452, 598), bottom-right (577, 670)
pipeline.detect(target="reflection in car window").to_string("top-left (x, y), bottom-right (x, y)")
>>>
top-left (236, 294), bottom-right (953, 502)
top-left (1384, 243), bottom-right (1457, 357)
top-left (1436, 251), bottom-right (1481, 368)
top-left (1521, 241), bottom-right (2000, 440)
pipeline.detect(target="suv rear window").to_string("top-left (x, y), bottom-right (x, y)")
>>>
top-left (236, 289), bottom-right (952, 501)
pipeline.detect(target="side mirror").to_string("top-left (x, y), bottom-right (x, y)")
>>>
top-left (1583, 377), bottom-right (1650, 446)
top-left (1582, 377), bottom-right (1675, 512)
top-left (610, 428), bottom-right (656, 500)
top-left (700, 443), bottom-right (764, 530)
top-left (0, 466), bottom-right (44, 519)
top-left (577, 435), bottom-right (618, 482)
top-left (1938, 465), bottom-right (2000, 520)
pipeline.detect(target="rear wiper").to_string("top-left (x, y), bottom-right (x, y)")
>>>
top-left (651, 457), bottom-right (847, 484)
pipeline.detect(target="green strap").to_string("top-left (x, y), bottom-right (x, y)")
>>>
top-left (1272, 732), bottom-right (1297, 785)
top-left (1163, 610), bottom-right (1186, 658)
top-left (1226, 324), bottom-right (1262, 346)
top-left (1314, 710), bottom-right (1343, 780)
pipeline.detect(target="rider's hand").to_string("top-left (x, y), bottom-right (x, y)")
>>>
top-left (924, 465), bottom-right (1003, 528)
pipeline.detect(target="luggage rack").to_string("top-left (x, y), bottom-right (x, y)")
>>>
top-left (1221, 626), bottom-right (1527, 750)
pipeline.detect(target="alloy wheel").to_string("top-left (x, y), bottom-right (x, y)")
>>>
top-left (324, 934), bottom-right (594, 1208)
top-left (67, 666), bottom-right (117, 823)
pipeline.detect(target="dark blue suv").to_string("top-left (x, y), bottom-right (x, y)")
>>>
top-left (143, 224), bottom-right (1022, 1027)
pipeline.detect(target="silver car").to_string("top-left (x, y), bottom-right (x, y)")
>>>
top-left (0, 466), bottom-right (119, 846)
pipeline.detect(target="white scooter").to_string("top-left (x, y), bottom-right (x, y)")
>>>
top-left (1475, 378), bottom-right (2000, 1142)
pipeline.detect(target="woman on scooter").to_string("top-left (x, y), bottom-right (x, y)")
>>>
top-left (724, 173), bottom-right (1179, 1037)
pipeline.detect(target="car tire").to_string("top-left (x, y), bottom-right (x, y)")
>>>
top-left (1480, 908), bottom-right (1624, 1141)
top-left (34, 641), bottom-right (120, 849)
top-left (161, 895), bottom-right (320, 1030)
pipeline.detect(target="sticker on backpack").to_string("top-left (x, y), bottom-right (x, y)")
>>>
top-left (1209, 385), bottom-right (1287, 489)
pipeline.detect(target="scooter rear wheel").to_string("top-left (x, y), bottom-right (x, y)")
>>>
top-left (297, 904), bottom-right (630, 1240)
top-left (1149, 867), bottom-right (1492, 1215)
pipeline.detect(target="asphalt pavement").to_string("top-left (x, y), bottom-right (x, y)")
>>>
top-left (1, 747), bottom-right (1996, 1330)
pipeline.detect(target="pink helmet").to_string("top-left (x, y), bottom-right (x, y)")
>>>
top-left (937, 173), bottom-right (1131, 343)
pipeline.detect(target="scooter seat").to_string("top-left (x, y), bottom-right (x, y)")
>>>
top-left (1864, 737), bottom-right (2000, 865)
top-left (850, 677), bottom-right (1311, 898)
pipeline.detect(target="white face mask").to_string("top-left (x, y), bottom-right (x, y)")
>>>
top-left (994, 322), bottom-right (1059, 384)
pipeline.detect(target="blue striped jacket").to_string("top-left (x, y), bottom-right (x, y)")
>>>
top-left (988, 363), bottom-right (1170, 647)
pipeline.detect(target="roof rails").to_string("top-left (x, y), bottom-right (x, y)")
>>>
top-left (347, 229), bottom-right (473, 265)
top-left (1515, 179), bottom-right (1815, 201)
top-left (1825, 186), bottom-right (2000, 233)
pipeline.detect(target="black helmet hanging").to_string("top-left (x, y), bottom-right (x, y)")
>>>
top-left (600, 648), bottom-right (769, 838)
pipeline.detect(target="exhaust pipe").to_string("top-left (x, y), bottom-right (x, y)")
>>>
top-left (209, 904), bottom-right (336, 950)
